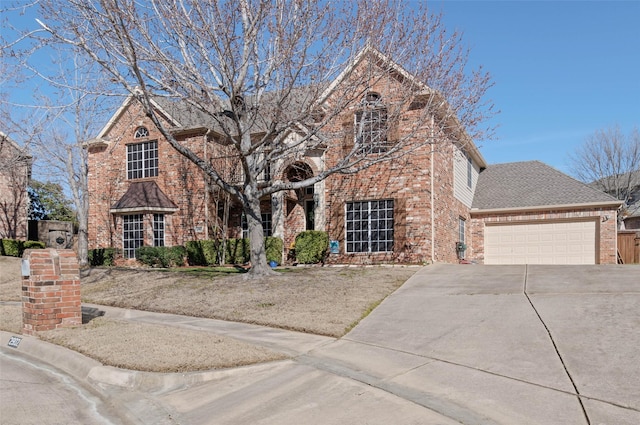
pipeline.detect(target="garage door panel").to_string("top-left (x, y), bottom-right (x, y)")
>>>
top-left (485, 220), bottom-right (596, 265)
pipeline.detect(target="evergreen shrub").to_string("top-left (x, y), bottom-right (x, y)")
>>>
top-left (294, 231), bottom-right (329, 264)
top-left (137, 246), bottom-right (186, 268)
top-left (88, 248), bottom-right (116, 266)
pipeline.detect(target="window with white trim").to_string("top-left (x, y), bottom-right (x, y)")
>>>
top-left (459, 217), bottom-right (466, 244)
top-left (354, 92), bottom-right (388, 154)
top-left (346, 200), bottom-right (394, 253)
top-left (127, 140), bottom-right (158, 179)
top-left (134, 126), bottom-right (149, 138)
top-left (123, 214), bottom-right (144, 258)
top-left (153, 214), bottom-right (165, 247)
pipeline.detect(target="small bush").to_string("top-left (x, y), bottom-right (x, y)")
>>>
top-left (1, 239), bottom-right (23, 257)
top-left (137, 246), bottom-right (186, 268)
top-left (265, 237), bottom-right (283, 265)
top-left (295, 231), bottom-right (329, 264)
top-left (88, 248), bottom-right (116, 267)
top-left (23, 240), bottom-right (46, 250)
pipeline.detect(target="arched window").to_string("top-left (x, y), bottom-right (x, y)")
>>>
top-left (134, 126), bottom-right (149, 139)
top-left (354, 92), bottom-right (388, 154)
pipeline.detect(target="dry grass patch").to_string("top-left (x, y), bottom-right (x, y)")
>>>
top-left (81, 266), bottom-right (419, 337)
top-left (0, 256), bottom-right (22, 301)
top-left (0, 303), bottom-right (22, 334)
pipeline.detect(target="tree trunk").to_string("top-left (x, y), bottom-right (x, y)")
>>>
top-left (76, 199), bottom-right (88, 267)
top-left (77, 224), bottom-right (88, 267)
top-left (244, 194), bottom-right (275, 277)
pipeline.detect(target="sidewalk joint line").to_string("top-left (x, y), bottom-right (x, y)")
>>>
top-left (523, 264), bottom-right (591, 425)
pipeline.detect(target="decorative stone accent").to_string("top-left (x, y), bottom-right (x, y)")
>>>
top-left (21, 249), bottom-right (81, 335)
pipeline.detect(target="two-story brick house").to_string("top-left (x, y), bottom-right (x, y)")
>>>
top-left (86, 50), bottom-right (621, 265)
top-left (0, 131), bottom-right (32, 240)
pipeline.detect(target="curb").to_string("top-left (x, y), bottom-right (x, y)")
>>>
top-left (0, 330), bottom-right (295, 394)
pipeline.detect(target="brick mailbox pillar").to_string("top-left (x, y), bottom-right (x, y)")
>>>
top-left (22, 249), bottom-right (81, 335)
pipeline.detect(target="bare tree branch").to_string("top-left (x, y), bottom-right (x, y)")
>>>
top-left (569, 125), bottom-right (640, 223)
top-left (8, 0), bottom-right (497, 275)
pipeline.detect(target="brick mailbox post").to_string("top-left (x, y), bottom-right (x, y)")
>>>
top-left (22, 249), bottom-right (81, 335)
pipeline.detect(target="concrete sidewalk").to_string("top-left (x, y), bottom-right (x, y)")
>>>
top-left (2, 264), bottom-right (640, 424)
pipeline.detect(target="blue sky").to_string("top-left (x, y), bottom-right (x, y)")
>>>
top-left (432, 0), bottom-right (640, 174)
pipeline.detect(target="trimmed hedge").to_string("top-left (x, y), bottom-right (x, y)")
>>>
top-left (186, 240), bottom-right (219, 266)
top-left (0, 239), bottom-right (45, 257)
top-left (137, 246), bottom-right (187, 268)
top-left (1, 239), bottom-right (22, 257)
top-left (186, 237), bottom-right (283, 266)
top-left (294, 231), bottom-right (329, 264)
top-left (23, 240), bottom-right (46, 250)
top-left (88, 248), bottom-right (116, 267)
top-left (265, 237), bottom-right (283, 265)
top-left (225, 238), bottom-right (250, 264)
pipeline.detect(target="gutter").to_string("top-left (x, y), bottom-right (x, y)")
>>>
top-left (470, 200), bottom-right (623, 216)
top-left (109, 207), bottom-right (179, 214)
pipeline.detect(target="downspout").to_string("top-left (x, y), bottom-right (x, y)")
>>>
top-left (430, 116), bottom-right (435, 264)
top-left (204, 130), bottom-right (210, 240)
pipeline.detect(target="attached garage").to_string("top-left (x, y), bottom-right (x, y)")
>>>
top-left (470, 161), bottom-right (623, 265)
top-left (484, 219), bottom-right (597, 265)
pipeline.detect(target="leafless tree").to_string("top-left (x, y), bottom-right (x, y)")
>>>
top-left (22, 0), bottom-right (496, 276)
top-left (569, 125), bottom-right (640, 223)
top-left (0, 24), bottom-right (117, 265)
top-left (28, 84), bottom-right (113, 267)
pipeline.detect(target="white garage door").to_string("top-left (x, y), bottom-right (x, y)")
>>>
top-left (484, 220), bottom-right (597, 265)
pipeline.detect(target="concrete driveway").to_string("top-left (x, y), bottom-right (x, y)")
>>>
top-left (2, 264), bottom-right (639, 424)
top-left (310, 264), bottom-right (640, 425)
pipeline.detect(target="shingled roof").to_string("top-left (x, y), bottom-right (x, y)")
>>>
top-left (110, 181), bottom-right (178, 213)
top-left (472, 161), bottom-right (621, 211)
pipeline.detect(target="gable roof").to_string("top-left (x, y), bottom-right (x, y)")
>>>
top-left (110, 181), bottom-right (178, 214)
top-left (472, 160), bottom-right (622, 212)
top-left (91, 47), bottom-right (486, 167)
top-left (318, 46), bottom-right (487, 168)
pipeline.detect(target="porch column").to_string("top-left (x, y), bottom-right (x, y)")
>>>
top-left (272, 192), bottom-right (285, 239)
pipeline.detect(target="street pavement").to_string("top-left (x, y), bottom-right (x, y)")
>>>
top-left (1, 264), bottom-right (639, 424)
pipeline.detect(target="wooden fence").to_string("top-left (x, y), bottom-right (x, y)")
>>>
top-left (617, 231), bottom-right (640, 264)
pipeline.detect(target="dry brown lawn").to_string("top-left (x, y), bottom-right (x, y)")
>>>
top-left (0, 256), bottom-right (419, 372)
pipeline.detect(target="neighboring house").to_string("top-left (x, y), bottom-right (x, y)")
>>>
top-left (624, 186), bottom-right (640, 230)
top-left (590, 170), bottom-right (640, 230)
top-left (0, 131), bottom-right (32, 240)
top-left (85, 52), bottom-right (622, 265)
top-left (618, 170), bottom-right (640, 230)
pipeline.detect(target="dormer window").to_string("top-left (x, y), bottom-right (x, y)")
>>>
top-left (134, 126), bottom-right (149, 139)
top-left (355, 92), bottom-right (388, 154)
